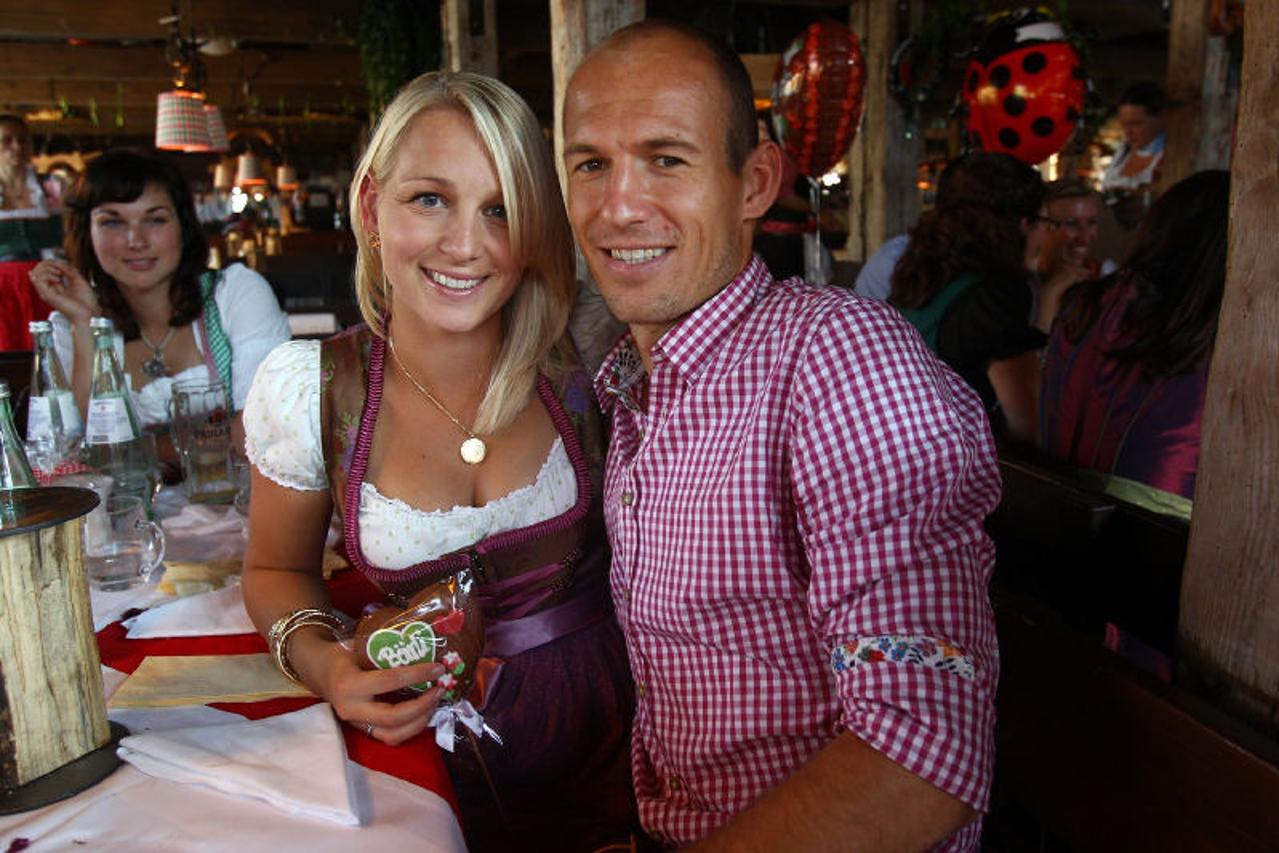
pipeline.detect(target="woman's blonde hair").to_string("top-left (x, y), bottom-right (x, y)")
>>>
top-left (349, 71), bottom-right (575, 434)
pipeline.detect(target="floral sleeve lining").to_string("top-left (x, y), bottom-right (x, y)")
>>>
top-left (832, 634), bottom-right (976, 681)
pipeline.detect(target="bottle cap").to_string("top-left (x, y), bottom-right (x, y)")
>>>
top-left (28, 320), bottom-right (51, 333)
top-left (0, 380), bottom-right (9, 398)
top-left (89, 316), bottom-right (114, 331)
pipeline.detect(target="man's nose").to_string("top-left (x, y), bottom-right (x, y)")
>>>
top-left (597, 162), bottom-right (650, 227)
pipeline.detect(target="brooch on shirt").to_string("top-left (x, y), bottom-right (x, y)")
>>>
top-left (831, 634), bottom-right (976, 681)
top-left (602, 341), bottom-right (646, 414)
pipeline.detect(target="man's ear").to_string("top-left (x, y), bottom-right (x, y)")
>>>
top-left (742, 139), bottom-right (784, 221)
top-left (357, 172), bottom-right (380, 234)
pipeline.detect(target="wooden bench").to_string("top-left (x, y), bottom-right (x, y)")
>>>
top-left (986, 453), bottom-right (1279, 850)
top-left (991, 594), bottom-right (1279, 852)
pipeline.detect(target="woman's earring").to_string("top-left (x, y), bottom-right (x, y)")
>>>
top-left (368, 232), bottom-right (381, 250)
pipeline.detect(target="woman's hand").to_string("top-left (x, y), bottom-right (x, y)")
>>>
top-left (293, 630), bottom-right (446, 746)
top-left (29, 259), bottom-right (100, 324)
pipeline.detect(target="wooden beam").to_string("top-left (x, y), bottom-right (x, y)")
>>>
top-left (1178, 0), bottom-right (1279, 735)
top-left (0, 80), bottom-right (361, 113)
top-left (845, 0), bottom-right (920, 263)
top-left (740, 53), bottom-right (781, 101)
top-left (442, 0), bottom-right (499, 75)
top-left (1196, 35), bottom-right (1238, 171)
top-left (0, 0), bottom-right (354, 45)
top-left (548, 0), bottom-right (644, 181)
top-left (1161, 0), bottom-right (1209, 187)
top-left (0, 43), bottom-right (361, 86)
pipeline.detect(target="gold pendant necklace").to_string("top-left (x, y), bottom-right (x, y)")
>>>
top-left (387, 337), bottom-right (487, 465)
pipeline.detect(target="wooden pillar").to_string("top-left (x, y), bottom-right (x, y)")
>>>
top-left (1178, 0), bottom-right (1279, 735)
top-left (549, 0), bottom-right (644, 177)
top-left (846, 0), bottom-right (921, 264)
top-left (1162, 0), bottom-right (1237, 186)
top-left (441, 0), bottom-right (498, 76)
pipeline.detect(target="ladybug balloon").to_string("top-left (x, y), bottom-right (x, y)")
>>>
top-left (961, 8), bottom-right (1087, 165)
top-left (771, 21), bottom-right (866, 179)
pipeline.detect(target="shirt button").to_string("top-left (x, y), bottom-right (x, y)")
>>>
top-left (620, 490), bottom-right (635, 507)
top-left (636, 683), bottom-right (646, 699)
top-left (621, 587), bottom-right (631, 601)
top-left (668, 774), bottom-right (683, 792)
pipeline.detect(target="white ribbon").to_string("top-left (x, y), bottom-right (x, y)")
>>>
top-left (428, 700), bottom-right (503, 753)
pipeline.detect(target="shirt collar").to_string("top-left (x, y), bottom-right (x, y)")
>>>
top-left (594, 255), bottom-right (774, 414)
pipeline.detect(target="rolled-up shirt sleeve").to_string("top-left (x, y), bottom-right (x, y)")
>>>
top-left (790, 300), bottom-right (1002, 812)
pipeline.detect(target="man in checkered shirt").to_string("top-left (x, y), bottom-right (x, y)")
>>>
top-left (563, 21), bottom-right (1001, 851)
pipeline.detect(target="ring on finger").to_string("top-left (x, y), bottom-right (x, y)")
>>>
top-left (363, 721), bottom-right (375, 737)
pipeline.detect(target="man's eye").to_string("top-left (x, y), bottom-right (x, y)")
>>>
top-left (655, 155), bottom-right (684, 168)
top-left (574, 158), bottom-right (604, 174)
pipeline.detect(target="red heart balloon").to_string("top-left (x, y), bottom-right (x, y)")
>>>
top-left (771, 21), bottom-right (866, 179)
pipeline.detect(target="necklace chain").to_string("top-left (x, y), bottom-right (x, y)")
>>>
top-left (386, 337), bottom-right (488, 464)
top-left (138, 325), bottom-right (177, 378)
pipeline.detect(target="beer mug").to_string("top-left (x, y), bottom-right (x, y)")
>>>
top-left (170, 378), bottom-right (235, 504)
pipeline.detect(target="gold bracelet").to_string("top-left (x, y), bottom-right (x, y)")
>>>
top-left (267, 608), bottom-right (345, 683)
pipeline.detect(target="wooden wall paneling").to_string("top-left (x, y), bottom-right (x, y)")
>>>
top-left (1179, 0), bottom-right (1279, 736)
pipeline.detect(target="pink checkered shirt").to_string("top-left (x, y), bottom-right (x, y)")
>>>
top-left (595, 257), bottom-right (1001, 850)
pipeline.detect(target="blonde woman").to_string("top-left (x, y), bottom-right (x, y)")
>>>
top-left (241, 72), bottom-right (636, 850)
top-left (0, 115), bottom-right (49, 219)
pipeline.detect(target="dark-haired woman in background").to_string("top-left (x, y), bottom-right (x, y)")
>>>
top-left (29, 149), bottom-right (289, 442)
top-left (890, 151), bottom-right (1047, 442)
top-left (1039, 170), bottom-right (1229, 500)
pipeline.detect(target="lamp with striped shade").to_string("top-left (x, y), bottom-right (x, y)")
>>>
top-left (155, 91), bottom-right (211, 152)
top-left (203, 104), bottom-right (230, 153)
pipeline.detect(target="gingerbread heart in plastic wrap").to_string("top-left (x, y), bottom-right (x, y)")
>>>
top-left (354, 569), bottom-right (484, 704)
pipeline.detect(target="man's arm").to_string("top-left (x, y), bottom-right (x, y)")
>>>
top-left (718, 301), bottom-right (1002, 852)
top-left (690, 731), bottom-right (975, 852)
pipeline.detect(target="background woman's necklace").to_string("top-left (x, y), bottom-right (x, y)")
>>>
top-left (387, 337), bottom-right (487, 465)
top-left (139, 326), bottom-right (177, 378)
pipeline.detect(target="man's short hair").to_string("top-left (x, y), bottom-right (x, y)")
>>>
top-left (595, 20), bottom-right (759, 173)
top-left (1044, 177), bottom-right (1098, 205)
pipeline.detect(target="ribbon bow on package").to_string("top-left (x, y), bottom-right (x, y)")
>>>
top-left (428, 699), bottom-right (503, 753)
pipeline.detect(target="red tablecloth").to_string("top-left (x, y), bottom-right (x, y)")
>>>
top-left (0, 260), bottom-right (49, 350)
top-left (94, 569), bottom-right (459, 814)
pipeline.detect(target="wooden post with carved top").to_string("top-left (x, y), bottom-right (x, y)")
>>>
top-left (0, 488), bottom-right (109, 787)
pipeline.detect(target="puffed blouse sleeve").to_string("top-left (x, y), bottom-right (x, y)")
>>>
top-left (242, 339), bottom-right (327, 491)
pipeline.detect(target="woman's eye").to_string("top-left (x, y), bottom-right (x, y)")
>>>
top-left (413, 192), bottom-right (444, 208)
top-left (484, 204), bottom-right (507, 220)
